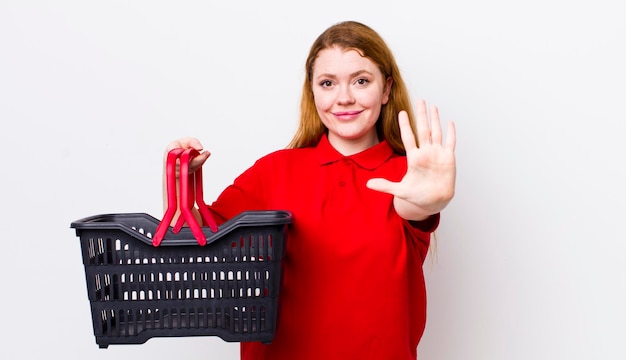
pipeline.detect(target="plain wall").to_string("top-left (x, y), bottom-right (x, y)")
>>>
top-left (1, 1), bottom-right (624, 359)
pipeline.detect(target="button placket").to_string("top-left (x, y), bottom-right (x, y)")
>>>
top-left (338, 158), bottom-right (353, 187)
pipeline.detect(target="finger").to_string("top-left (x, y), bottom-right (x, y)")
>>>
top-left (398, 110), bottom-right (417, 153)
top-left (446, 121), bottom-right (457, 151)
top-left (429, 105), bottom-right (443, 145)
top-left (415, 99), bottom-right (431, 147)
top-left (166, 137), bottom-right (204, 152)
top-left (187, 138), bottom-right (205, 151)
top-left (366, 178), bottom-right (400, 195)
top-left (191, 151), bottom-right (210, 168)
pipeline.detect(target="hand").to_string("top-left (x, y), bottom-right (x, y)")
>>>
top-left (367, 99), bottom-right (456, 220)
top-left (164, 137), bottom-right (211, 174)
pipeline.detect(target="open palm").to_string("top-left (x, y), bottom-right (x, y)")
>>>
top-left (367, 99), bottom-right (456, 221)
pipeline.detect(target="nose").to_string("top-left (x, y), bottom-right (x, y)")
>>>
top-left (336, 85), bottom-right (355, 105)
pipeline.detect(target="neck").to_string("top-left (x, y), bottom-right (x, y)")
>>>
top-left (327, 132), bottom-right (379, 156)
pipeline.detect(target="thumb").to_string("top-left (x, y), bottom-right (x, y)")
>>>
top-left (366, 178), bottom-right (399, 195)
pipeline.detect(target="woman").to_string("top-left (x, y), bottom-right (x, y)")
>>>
top-left (165, 20), bottom-right (456, 360)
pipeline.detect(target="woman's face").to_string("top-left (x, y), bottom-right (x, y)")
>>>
top-left (312, 46), bottom-right (392, 155)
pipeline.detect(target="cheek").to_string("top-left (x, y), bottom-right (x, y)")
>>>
top-left (313, 91), bottom-right (332, 111)
top-left (381, 92), bottom-right (390, 105)
top-left (360, 92), bottom-right (386, 108)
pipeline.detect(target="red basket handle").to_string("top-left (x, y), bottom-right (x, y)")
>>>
top-left (153, 148), bottom-right (184, 245)
top-left (152, 148), bottom-right (218, 246)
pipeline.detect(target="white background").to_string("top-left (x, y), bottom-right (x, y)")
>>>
top-left (1, 1), bottom-right (625, 359)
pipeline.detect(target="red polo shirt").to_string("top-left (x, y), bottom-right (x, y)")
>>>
top-left (208, 134), bottom-right (439, 360)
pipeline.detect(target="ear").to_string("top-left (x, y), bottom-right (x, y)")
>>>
top-left (382, 77), bottom-right (393, 105)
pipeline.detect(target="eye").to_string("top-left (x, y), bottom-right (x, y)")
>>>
top-left (355, 78), bottom-right (370, 86)
top-left (319, 80), bottom-right (333, 88)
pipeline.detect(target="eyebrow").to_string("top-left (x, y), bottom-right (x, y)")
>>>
top-left (315, 69), bottom-right (374, 80)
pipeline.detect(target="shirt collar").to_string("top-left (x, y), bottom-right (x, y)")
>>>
top-left (316, 133), bottom-right (395, 170)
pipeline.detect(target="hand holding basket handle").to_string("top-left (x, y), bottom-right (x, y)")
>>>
top-left (153, 148), bottom-right (219, 246)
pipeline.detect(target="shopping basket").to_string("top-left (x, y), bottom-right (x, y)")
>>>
top-left (70, 148), bottom-right (293, 348)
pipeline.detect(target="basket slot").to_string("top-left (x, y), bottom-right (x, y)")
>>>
top-left (84, 227), bottom-right (279, 265)
top-left (92, 302), bottom-right (273, 342)
top-left (88, 265), bottom-right (276, 301)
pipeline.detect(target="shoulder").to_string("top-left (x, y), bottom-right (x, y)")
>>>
top-left (236, 147), bottom-right (318, 186)
top-left (255, 147), bottom-right (316, 166)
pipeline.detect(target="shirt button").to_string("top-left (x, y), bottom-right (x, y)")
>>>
top-left (339, 180), bottom-right (346, 187)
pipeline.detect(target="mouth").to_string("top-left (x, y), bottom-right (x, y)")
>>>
top-left (333, 110), bottom-right (363, 121)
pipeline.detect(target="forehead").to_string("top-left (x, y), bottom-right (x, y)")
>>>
top-left (312, 47), bottom-right (381, 77)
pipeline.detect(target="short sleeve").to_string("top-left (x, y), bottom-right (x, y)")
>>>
top-left (404, 213), bottom-right (440, 262)
top-left (407, 213), bottom-right (440, 233)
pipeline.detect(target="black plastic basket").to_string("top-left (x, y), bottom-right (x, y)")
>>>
top-left (71, 148), bottom-right (292, 348)
top-left (71, 210), bottom-right (292, 348)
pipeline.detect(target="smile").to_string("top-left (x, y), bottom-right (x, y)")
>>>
top-left (333, 110), bottom-right (363, 120)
